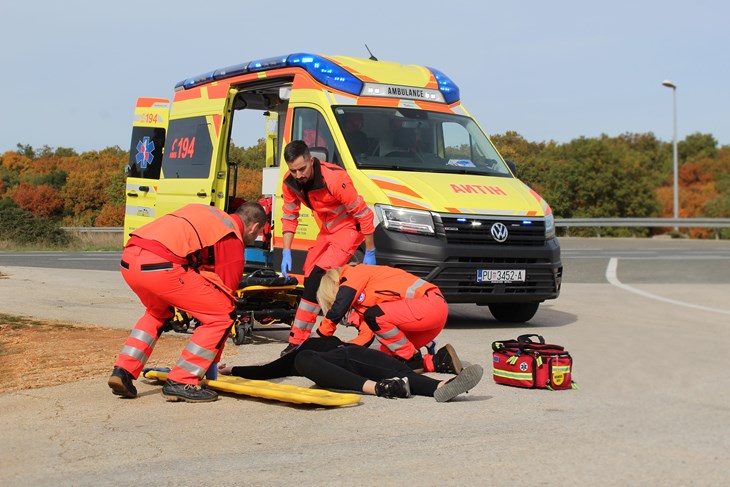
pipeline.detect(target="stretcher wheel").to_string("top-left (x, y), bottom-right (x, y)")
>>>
top-left (231, 314), bottom-right (254, 345)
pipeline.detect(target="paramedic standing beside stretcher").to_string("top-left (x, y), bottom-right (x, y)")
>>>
top-left (280, 140), bottom-right (376, 355)
top-left (107, 202), bottom-right (266, 403)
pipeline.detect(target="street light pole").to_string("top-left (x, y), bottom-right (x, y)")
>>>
top-left (662, 80), bottom-right (679, 232)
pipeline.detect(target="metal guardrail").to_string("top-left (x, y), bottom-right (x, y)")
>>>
top-left (554, 218), bottom-right (730, 228)
top-left (62, 218), bottom-right (730, 233)
top-left (61, 227), bottom-right (125, 233)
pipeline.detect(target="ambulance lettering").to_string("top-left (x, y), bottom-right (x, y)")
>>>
top-left (168, 136), bottom-right (196, 159)
top-left (450, 184), bottom-right (507, 196)
top-left (387, 86), bottom-right (425, 99)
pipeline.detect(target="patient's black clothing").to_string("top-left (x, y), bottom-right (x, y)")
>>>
top-left (229, 336), bottom-right (439, 396)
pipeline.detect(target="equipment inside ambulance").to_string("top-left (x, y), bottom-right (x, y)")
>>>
top-left (124, 53), bottom-right (562, 323)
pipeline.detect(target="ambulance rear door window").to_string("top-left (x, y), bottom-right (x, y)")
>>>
top-left (161, 117), bottom-right (213, 178)
top-left (127, 127), bottom-right (165, 179)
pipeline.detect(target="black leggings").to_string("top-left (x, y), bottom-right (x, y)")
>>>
top-left (229, 336), bottom-right (440, 397)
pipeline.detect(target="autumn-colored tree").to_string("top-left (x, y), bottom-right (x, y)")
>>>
top-left (7, 182), bottom-right (64, 218)
top-left (95, 204), bottom-right (125, 226)
top-left (1, 151), bottom-right (33, 172)
top-left (234, 167), bottom-right (264, 202)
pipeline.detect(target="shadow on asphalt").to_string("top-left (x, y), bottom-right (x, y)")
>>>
top-left (446, 304), bottom-right (577, 329)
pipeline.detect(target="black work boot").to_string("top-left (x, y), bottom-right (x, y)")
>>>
top-left (403, 350), bottom-right (425, 373)
top-left (161, 379), bottom-right (218, 403)
top-left (432, 343), bottom-right (463, 374)
top-left (108, 366), bottom-right (137, 398)
top-left (375, 377), bottom-right (411, 399)
top-left (280, 343), bottom-right (299, 357)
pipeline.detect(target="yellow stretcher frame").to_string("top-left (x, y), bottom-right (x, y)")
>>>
top-left (142, 369), bottom-right (361, 407)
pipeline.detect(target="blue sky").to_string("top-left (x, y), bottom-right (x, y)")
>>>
top-left (1, 0), bottom-right (728, 154)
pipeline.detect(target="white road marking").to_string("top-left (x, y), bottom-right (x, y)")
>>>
top-left (606, 257), bottom-right (730, 316)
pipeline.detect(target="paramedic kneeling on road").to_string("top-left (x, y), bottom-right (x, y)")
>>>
top-left (280, 140), bottom-right (376, 355)
top-left (108, 202), bottom-right (266, 403)
top-left (316, 264), bottom-right (461, 374)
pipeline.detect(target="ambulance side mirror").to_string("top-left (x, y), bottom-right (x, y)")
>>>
top-left (505, 159), bottom-right (518, 177)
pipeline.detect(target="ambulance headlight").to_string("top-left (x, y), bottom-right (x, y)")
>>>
top-left (376, 205), bottom-right (435, 235)
top-left (544, 213), bottom-right (555, 239)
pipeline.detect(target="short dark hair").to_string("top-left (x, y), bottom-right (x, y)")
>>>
top-left (283, 140), bottom-right (310, 163)
top-left (235, 201), bottom-right (267, 226)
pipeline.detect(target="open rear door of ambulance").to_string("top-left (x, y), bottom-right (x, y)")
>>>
top-left (123, 97), bottom-right (169, 242)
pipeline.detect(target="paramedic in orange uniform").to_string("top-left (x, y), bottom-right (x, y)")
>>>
top-left (315, 264), bottom-right (462, 374)
top-left (107, 202), bottom-right (266, 403)
top-left (279, 140), bottom-right (376, 355)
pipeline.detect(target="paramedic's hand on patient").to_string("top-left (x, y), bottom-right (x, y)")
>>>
top-left (281, 250), bottom-right (292, 278)
top-left (363, 248), bottom-right (376, 265)
top-left (217, 363), bottom-right (233, 375)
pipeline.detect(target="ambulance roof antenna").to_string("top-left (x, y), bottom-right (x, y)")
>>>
top-left (365, 44), bottom-right (378, 61)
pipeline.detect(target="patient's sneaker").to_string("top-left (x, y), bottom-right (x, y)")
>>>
top-left (375, 377), bottom-right (411, 399)
top-left (161, 379), bottom-right (218, 403)
top-left (107, 366), bottom-right (137, 398)
top-left (433, 343), bottom-right (463, 374)
top-left (433, 364), bottom-right (483, 403)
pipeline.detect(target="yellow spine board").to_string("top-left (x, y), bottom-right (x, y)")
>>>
top-left (142, 369), bottom-right (360, 407)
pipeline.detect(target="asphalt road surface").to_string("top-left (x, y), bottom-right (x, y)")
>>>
top-left (1, 237), bottom-right (728, 486)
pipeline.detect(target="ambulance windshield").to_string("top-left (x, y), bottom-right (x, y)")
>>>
top-left (333, 107), bottom-right (511, 176)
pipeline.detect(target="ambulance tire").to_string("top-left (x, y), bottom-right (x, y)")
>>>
top-left (487, 302), bottom-right (539, 323)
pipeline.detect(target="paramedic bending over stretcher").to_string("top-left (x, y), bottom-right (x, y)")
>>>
top-left (316, 264), bottom-right (462, 375)
top-left (218, 336), bottom-right (483, 402)
top-left (279, 140), bottom-right (376, 356)
top-left (108, 202), bottom-right (266, 403)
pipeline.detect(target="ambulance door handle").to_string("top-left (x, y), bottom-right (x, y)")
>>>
top-left (127, 191), bottom-right (138, 197)
top-left (138, 186), bottom-right (150, 192)
top-left (197, 191), bottom-right (207, 197)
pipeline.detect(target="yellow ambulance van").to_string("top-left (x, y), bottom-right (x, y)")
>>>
top-left (124, 53), bottom-right (562, 322)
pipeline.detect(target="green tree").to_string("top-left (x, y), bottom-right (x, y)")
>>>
top-left (519, 135), bottom-right (661, 236)
top-left (229, 138), bottom-right (266, 169)
top-left (678, 133), bottom-right (717, 162)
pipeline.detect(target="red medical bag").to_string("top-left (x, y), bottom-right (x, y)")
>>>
top-left (491, 334), bottom-right (575, 390)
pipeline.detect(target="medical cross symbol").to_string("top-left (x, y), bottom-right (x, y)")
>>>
top-left (136, 136), bottom-right (155, 169)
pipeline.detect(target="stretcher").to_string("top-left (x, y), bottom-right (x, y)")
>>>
top-left (166, 268), bottom-right (303, 345)
top-left (142, 368), bottom-right (361, 407)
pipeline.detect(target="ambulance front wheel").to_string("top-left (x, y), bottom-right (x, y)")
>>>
top-left (487, 302), bottom-right (539, 323)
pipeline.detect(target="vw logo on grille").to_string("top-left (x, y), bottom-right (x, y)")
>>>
top-left (491, 222), bottom-right (509, 242)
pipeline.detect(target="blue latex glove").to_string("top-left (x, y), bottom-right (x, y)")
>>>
top-left (281, 250), bottom-right (292, 277)
top-left (363, 248), bottom-right (376, 265)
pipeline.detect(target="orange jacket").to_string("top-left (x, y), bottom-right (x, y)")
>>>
top-left (281, 158), bottom-right (375, 236)
top-left (130, 204), bottom-right (243, 298)
top-left (131, 204), bottom-right (242, 258)
top-left (324, 264), bottom-right (440, 324)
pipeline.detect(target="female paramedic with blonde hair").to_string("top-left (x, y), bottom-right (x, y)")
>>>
top-left (315, 264), bottom-right (462, 375)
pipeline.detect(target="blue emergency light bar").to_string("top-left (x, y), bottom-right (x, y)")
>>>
top-left (174, 53), bottom-right (460, 104)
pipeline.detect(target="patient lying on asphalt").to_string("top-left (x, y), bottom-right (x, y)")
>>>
top-left (218, 336), bottom-right (483, 401)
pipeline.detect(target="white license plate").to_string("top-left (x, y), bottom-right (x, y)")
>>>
top-left (477, 269), bottom-right (526, 283)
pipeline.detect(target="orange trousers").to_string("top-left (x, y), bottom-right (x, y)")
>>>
top-left (289, 228), bottom-right (363, 344)
top-left (366, 292), bottom-right (448, 364)
top-left (115, 246), bottom-right (234, 385)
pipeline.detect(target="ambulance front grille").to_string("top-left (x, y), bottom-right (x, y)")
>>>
top-left (436, 215), bottom-right (545, 246)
